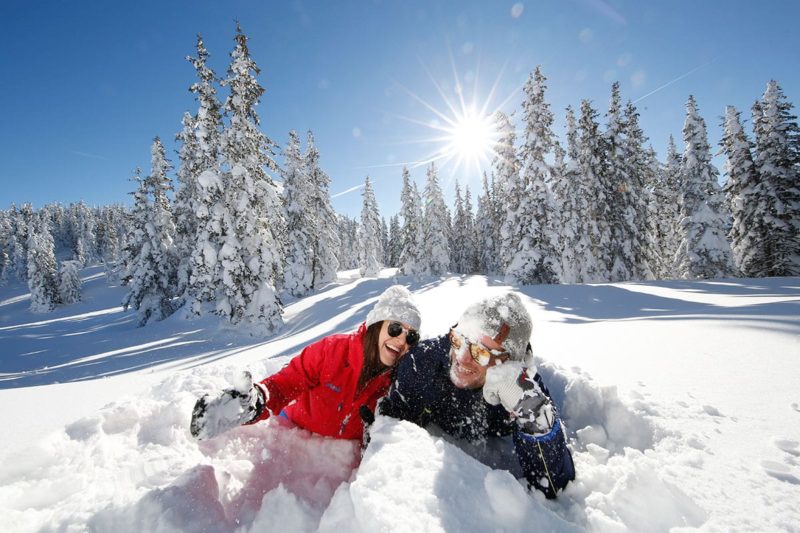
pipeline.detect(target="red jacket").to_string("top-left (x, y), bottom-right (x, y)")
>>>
top-left (252, 323), bottom-right (390, 440)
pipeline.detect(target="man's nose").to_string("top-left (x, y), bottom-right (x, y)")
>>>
top-left (454, 346), bottom-right (472, 364)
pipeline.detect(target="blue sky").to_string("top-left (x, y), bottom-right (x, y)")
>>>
top-left (1, 0), bottom-right (798, 219)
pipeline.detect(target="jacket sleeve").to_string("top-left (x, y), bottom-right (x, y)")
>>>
top-left (378, 347), bottom-right (429, 424)
top-left (250, 336), bottom-right (330, 423)
top-left (512, 373), bottom-right (575, 499)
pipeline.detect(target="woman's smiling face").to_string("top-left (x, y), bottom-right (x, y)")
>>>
top-left (376, 320), bottom-right (414, 366)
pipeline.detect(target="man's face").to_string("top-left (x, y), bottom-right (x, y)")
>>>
top-left (448, 330), bottom-right (508, 389)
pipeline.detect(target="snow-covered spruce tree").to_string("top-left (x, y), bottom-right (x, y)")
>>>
top-left (623, 100), bottom-right (654, 280)
top-left (58, 260), bottom-right (82, 304)
top-left (217, 25), bottom-right (284, 331)
top-left (603, 82), bottom-right (633, 281)
top-left (122, 138), bottom-right (180, 326)
top-left (398, 166), bottom-right (426, 277)
top-left (305, 130), bottom-right (340, 287)
top-left (335, 215), bottom-right (359, 270)
top-left (96, 206), bottom-right (121, 269)
top-left (493, 111), bottom-right (521, 273)
top-left (281, 130), bottom-right (314, 297)
top-left (651, 136), bottom-right (683, 279)
top-left (721, 106), bottom-right (763, 277)
top-left (475, 172), bottom-right (500, 275)
top-left (554, 106), bottom-right (591, 283)
top-left (450, 182), bottom-right (469, 274)
top-left (69, 201), bottom-right (98, 266)
top-left (380, 217), bottom-right (390, 266)
top-left (13, 204), bottom-right (34, 282)
top-left (422, 163), bottom-right (451, 276)
top-left (751, 80), bottom-right (800, 276)
top-left (27, 215), bottom-right (59, 313)
top-left (576, 100), bottom-right (613, 282)
top-left (463, 185), bottom-right (479, 274)
top-left (358, 176), bottom-right (383, 277)
top-left (119, 169), bottom-right (147, 287)
top-left (387, 214), bottom-right (402, 268)
top-left (505, 67), bottom-right (561, 284)
top-left (0, 210), bottom-right (15, 285)
top-left (640, 145), bottom-right (664, 279)
top-left (177, 35), bottom-right (225, 302)
top-left (674, 96), bottom-right (736, 279)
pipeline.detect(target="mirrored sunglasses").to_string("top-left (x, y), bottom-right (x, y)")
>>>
top-left (449, 329), bottom-right (509, 366)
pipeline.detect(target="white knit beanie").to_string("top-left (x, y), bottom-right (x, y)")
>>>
top-left (455, 292), bottom-right (532, 361)
top-left (365, 285), bottom-right (422, 330)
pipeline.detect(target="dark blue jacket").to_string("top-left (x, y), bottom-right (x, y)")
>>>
top-left (379, 334), bottom-right (575, 498)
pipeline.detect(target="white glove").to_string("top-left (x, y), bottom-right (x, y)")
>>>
top-left (483, 362), bottom-right (555, 436)
top-left (483, 361), bottom-right (527, 412)
top-left (190, 371), bottom-right (267, 441)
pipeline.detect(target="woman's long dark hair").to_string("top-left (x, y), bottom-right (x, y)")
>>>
top-left (357, 321), bottom-right (389, 393)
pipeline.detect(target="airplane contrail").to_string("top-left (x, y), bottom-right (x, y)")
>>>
top-left (70, 150), bottom-right (109, 161)
top-left (331, 184), bottom-right (364, 199)
top-left (633, 60), bottom-right (714, 104)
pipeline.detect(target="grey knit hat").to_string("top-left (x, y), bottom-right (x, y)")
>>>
top-left (455, 292), bottom-right (532, 361)
top-left (365, 285), bottom-right (422, 331)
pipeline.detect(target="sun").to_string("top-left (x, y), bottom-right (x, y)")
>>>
top-left (388, 56), bottom-right (515, 188)
top-left (441, 108), bottom-right (499, 172)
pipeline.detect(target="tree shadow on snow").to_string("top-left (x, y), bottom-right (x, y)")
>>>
top-left (517, 277), bottom-right (800, 334)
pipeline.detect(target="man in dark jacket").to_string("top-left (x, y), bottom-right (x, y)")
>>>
top-left (379, 292), bottom-right (575, 498)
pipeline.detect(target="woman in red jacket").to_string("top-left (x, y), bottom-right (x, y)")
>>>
top-left (190, 285), bottom-right (422, 442)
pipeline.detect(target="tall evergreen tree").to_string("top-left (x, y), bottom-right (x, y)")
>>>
top-left (575, 100), bottom-right (612, 282)
top-left (122, 138), bottom-right (179, 326)
top-left (120, 169), bottom-right (147, 288)
top-left (217, 24), bottom-right (284, 330)
top-left (603, 82), bottom-right (634, 281)
top-left (305, 130), bottom-right (340, 288)
top-left (281, 130), bottom-right (314, 297)
top-left (505, 67), bottom-right (560, 284)
top-left (493, 111), bottom-right (521, 273)
top-left (358, 176), bottom-right (383, 277)
top-left (27, 215), bottom-right (59, 313)
top-left (556, 106), bottom-right (591, 283)
top-left (463, 185), bottom-right (479, 274)
top-left (721, 106), bottom-right (763, 277)
top-left (335, 215), bottom-right (360, 270)
top-left (450, 181), bottom-right (469, 273)
top-left (398, 167), bottom-right (426, 276)
top-left (422, 163), bottom-right (451, 275)
top-left (0, 211), bottom-right (15, 285)
top-left (380, 217), bottom-right (390, 266)
top-left (58, 260), bottom-right (82, 305)
top-left (675, 96), bottom-right (736, 279)
top-left (623, 100), bottom-right (654, 280)
top-left (475, 172), bottom-right (499, 275)
top-left (387, 214), bottom-right (402, 268)
top-left (653, 136), bottom-right (683, 279)
top-left (14, 204), bottom-right (34, 281)
top-left (751, 80), bottom-right (800, 276)
top-left (182, 35), bottom-right (226, 312)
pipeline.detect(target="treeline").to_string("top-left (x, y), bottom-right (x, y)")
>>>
top-left (340, 70), bottom-right (800, 286)
top-left (3, 29), bottom-right (798, 333)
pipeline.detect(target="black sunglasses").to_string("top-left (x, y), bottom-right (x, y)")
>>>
top-left (387, 321), bottom-right (420, 346)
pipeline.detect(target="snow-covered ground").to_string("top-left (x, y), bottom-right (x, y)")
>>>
top-left (1, 268), bottom-right (798, 532)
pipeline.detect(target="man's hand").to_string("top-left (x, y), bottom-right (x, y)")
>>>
top-left (190, 371), bottom-right (267, 441)
top-left (483, 362), bottom-right (555, 436)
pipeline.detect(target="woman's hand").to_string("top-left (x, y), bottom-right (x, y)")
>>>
top-left (190, 371), bottom-right (267, 440)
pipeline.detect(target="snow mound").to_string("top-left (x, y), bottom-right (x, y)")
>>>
top-left (319, 415), bottom-right (579, 533)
